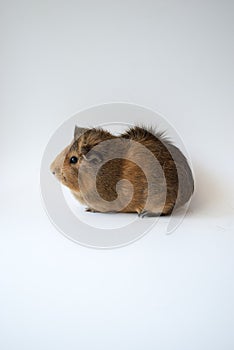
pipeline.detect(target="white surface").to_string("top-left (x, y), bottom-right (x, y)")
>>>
top-left (1, 1), bottom-right (234, 349)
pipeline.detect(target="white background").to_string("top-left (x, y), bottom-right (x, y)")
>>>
top-left (1, 1), bottom-right (234, 349)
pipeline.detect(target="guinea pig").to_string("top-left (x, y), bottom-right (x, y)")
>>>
top-left (50, 125), bottom-right (194, 217)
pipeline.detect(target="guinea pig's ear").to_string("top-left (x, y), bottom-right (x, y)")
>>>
top-left (74, 125), bottom-right (88, 140)
top-left (83, 149), bottom-right (103, 164)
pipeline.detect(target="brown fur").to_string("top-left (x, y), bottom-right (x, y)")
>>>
top-left (50, 125), bottom-right (194, 216)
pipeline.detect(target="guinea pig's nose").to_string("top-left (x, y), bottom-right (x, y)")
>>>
top-left (50, 167), bottom-right (56, 175)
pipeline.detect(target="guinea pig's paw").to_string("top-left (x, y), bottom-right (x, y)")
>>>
top-left (138, 210), bottom-right (163, 218)
top-left (85, 207), bottom-right (99, 213)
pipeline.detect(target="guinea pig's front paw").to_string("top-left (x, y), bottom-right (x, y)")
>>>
top-left (85, 207), bottom-right (99, 213)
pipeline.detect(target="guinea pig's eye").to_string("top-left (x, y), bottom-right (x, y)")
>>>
top-left (70, 156), bottom-right (78, 164)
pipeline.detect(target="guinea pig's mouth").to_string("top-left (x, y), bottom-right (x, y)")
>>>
top-left (62, 175), bottom-right (67, 183)
top-left (53, 170), bottom-right (67, 184)
top-left (51, 168), bottom-right (66, 182)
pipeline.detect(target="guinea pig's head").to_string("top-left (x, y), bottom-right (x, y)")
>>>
top-left (50, 125), bottom-right (114, 193)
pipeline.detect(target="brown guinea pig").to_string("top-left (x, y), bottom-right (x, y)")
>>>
top-left (50, 125), bottom-right (194, 217)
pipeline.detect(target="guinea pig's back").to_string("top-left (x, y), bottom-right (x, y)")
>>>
top-left (121, 126), bottom-right (194, 213)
